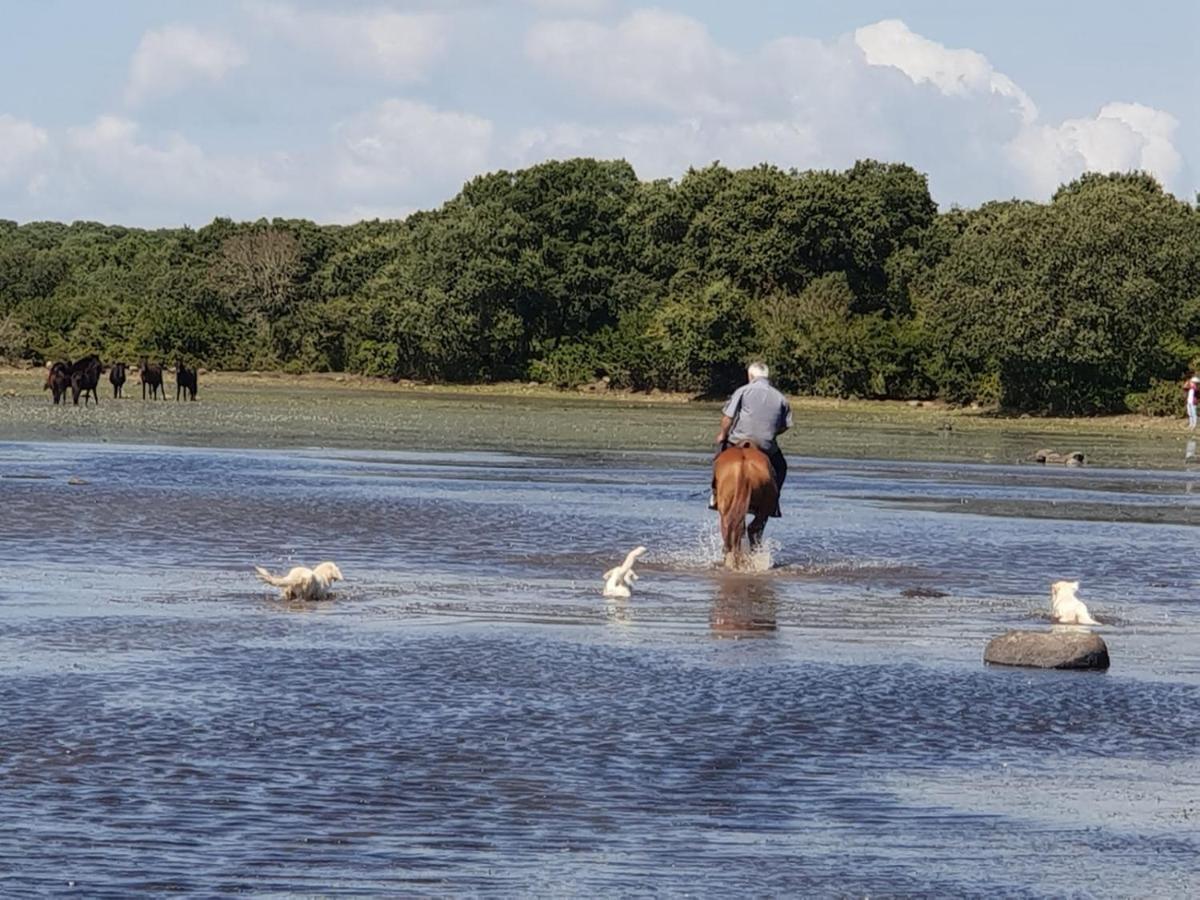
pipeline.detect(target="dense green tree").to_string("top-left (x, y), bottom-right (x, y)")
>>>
top-left (917, 175), bottom-right (1200, 412)
top-left (0, 159), bottom-right (1196, 415)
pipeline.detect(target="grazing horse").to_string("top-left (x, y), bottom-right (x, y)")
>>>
top-left (44, 361), bottom-right (71, 405)
top-left (139, 357), bottom-right (165, 400)
top-left (70, 355), bottom-right (102, 407)
top-left (109, 361), bottom-right (127, 398)
top-left (713, 441), bottom-right (779, 569)
top-left (175, 360), bottom-right (198, 401)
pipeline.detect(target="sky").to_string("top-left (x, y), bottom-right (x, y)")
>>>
top-left (0, 0), bottom-right (1196, 226)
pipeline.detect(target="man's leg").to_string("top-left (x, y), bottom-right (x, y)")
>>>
top-left (767, 446), bottom-right (786, 517)
top-left (708, 440), bottom-right (729, 510)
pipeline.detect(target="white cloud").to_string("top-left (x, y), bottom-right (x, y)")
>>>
top-left (250, 1), bottom-right (448, 81)
top-left (323, 202), bottom-right (418, 225)
top-left (522, 12), bottom-right (1186, 203)
top-left (334, 99), bottom-right (493, 193)
top-left (1007, 102), bottom-right (1182, 197)
top-left (526, 9), bottom-right (742, 116)
top-left (125, 25), bottom-right (246, 105)
top-left (525, 0), bottom-right (613, 15)
top-left (854, 19), bottom-right (1036, 124)
top-left (66, 115), bottom-right (286, 211)
top-left (513, 118), bottom-right (820, 182)
top-left (3, 11), bottom-right (1188, 226)
top-left (0, 114), bottom-right (50, 188)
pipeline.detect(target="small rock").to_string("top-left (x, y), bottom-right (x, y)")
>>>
top-left (901, 587), bottom-right (949, 599)
top-left (907, 400), bottom-right (921, 407)
top-left (1031, 449), bottom-right (1086, 466)
top-left (984, 629), bottom-right (1109, 670)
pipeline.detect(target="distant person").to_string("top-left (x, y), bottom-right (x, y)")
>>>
top-left (710, 362), bottom-right (792, 516)
top-left (1187, 375), bottom-right (1199, 430)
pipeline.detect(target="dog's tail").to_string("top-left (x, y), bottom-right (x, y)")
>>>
top-left (254, 565), bottom-right (288, 587)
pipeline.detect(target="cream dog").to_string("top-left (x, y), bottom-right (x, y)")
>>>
top-left (1050, 579), bottom-right (1099, 625)
top-left (603, 546), bottom-right (647, 598)
top-left (255, 561), bottom-right (344, 601)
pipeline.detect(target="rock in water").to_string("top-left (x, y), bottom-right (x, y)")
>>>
top-left (983, 629), bottom-right (1110, 670)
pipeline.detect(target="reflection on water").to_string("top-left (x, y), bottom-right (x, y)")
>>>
top-left (710, 575), bottom-right (778, 636)
top-left (1, 439), bottom-right (1198, 895)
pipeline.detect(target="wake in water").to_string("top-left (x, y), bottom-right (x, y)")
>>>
top-left (644, 522), bottom-right (930, 585)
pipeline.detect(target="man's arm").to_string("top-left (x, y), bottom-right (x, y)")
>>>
top-left (718, 386), bottom-right (744, 444)
top-left (716, 414), bottom-right (733, 444)
top-left (777, 400), bottom-right (793, 435)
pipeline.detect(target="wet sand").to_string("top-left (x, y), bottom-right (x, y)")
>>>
top-left (1, 368), bottom-right (1195, 468)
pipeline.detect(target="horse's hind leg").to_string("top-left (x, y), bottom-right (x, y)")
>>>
top-left (747, 514), bottom-right (767, 549)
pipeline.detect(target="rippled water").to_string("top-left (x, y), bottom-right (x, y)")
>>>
top-left (1, 435), bottom-right (1199, 896)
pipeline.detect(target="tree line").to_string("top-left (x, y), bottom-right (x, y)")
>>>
top-left (2, 158), bottom-right (1198, 415)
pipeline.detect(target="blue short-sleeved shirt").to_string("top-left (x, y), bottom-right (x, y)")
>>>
top-left (723, 377), bottom-right (792, 452)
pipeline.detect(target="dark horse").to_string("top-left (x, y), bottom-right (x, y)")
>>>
top-left (175, 360), bottom-right (197, 401)
top-left (713, 442), bottom-right (779, 569)
top-left (44, 361), bottom-right (71, 405)
top-left (140, 357), bottom-right (166, 400)
top-left (109, 361), bottom-right (127, 398)
top-left (70, 355), bottom-right (102, 406)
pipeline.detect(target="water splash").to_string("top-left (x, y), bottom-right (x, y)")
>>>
top-left (651, 522), bottom-right (780, 573)
top-left (740, 538), bottom-right (778, 573)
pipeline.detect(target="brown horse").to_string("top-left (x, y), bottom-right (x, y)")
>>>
top-left (713, 442), bottom-right (779, 569)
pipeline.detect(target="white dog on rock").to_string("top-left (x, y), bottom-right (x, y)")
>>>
top-left (255, 561), bottom-right (344, 601)
top-left (1050, 579), bottom-right (1099, 625)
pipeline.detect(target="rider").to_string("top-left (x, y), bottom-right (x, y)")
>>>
top-left (709, 361), bottom-right (792, 516)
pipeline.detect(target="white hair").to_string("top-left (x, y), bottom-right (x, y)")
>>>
top-left (747, 362), bottom-right (769, 380)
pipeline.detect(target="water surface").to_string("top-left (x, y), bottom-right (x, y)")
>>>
top-left (1, 396), bottom-right (1198, 895)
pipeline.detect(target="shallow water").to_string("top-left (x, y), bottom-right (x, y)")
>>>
top-left (1, 423), bottom-right (1199, 894)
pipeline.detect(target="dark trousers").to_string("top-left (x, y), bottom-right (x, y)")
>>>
top-left (765, 444), bottom-right (787, 493)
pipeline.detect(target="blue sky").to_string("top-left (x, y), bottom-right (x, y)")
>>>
top-left (1, 0), bottom-right (1195, 226)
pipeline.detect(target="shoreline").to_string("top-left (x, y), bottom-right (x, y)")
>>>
top-left (1, 365), bottom-right (1190, 438)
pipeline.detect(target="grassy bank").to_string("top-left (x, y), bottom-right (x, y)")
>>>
top-left (0, 367), bottom-right (1194, 468)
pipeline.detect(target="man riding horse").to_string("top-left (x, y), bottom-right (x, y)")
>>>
top-left (709, 362), bottom-right (791, 566)
top-left (710, 361), bottom-right (792, 514)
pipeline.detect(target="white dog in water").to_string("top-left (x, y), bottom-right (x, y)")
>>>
top-left (603, 546), bottom-right (647, 598)
top-left (255, 561), bottom-right (344, 601)
top-left (1050, 580), bottom-right (1099, 625)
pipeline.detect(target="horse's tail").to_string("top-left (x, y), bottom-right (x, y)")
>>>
top-left (722, 457), bottom-right (752, 553)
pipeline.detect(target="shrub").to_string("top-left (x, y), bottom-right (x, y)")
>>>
top-left (1127, 378), bottom-right (1187, 417)
top-left (529, 341), bottom-right (602, 389)
top-left (348, 339), bottom-right (399, 378)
